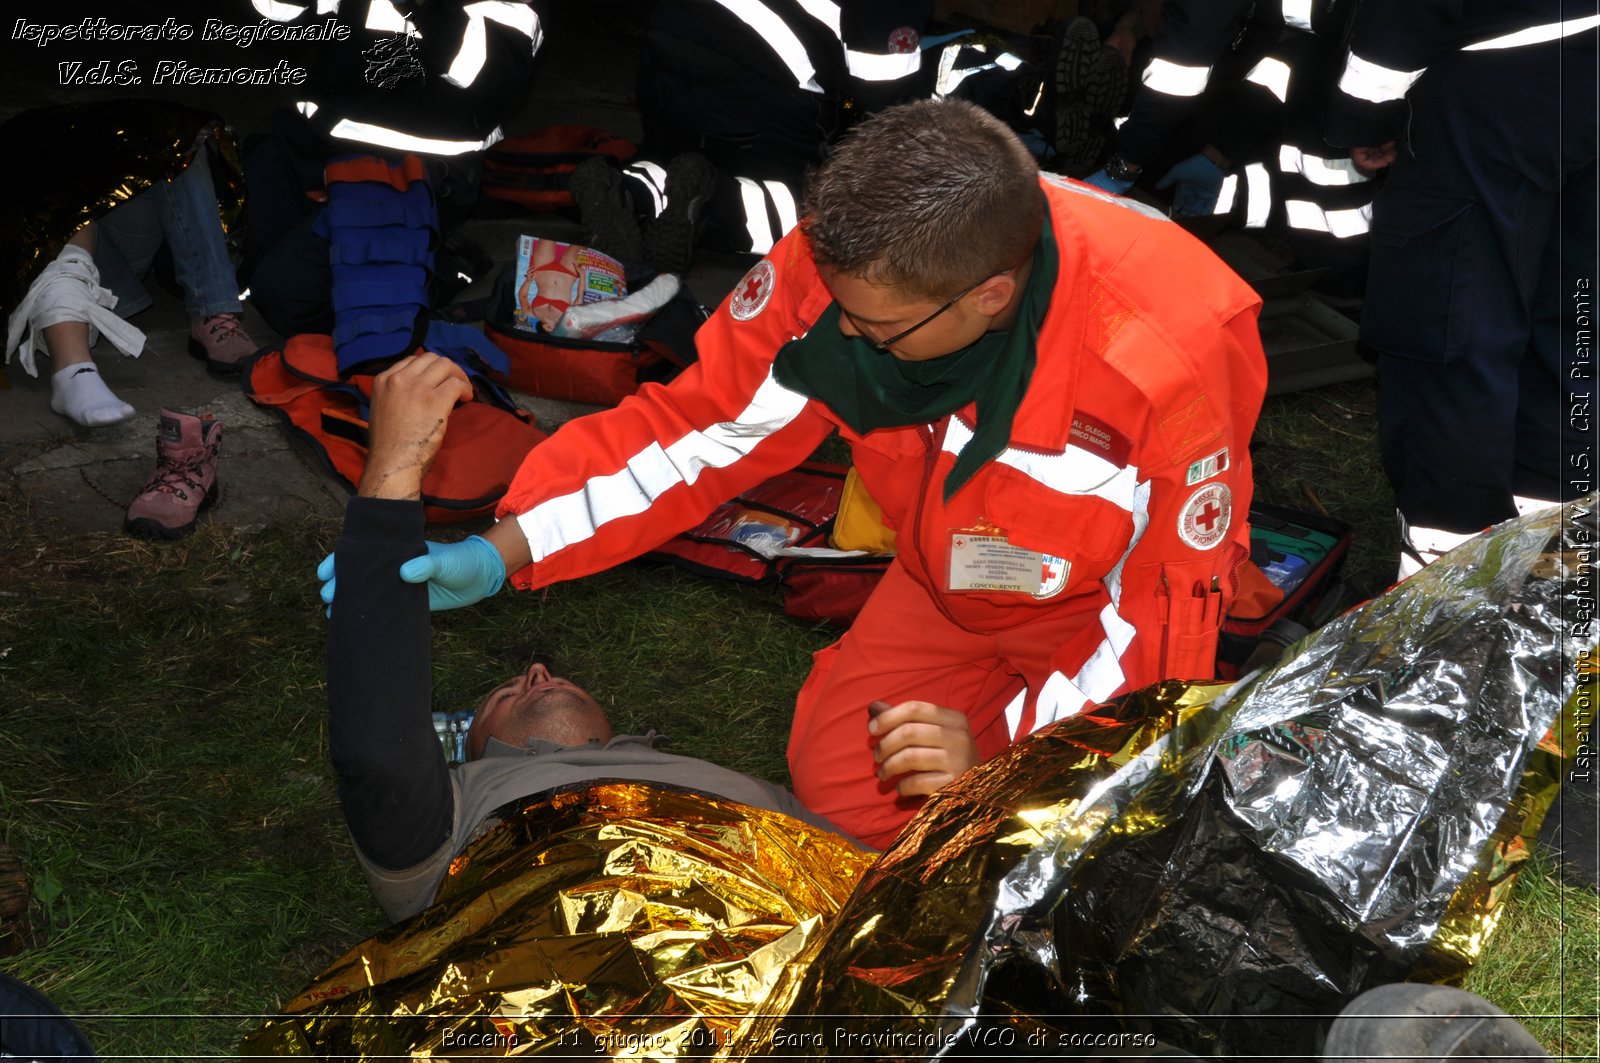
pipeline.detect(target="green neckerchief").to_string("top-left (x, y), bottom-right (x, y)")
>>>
top-left (773, 215), bottom-right (1057, 500)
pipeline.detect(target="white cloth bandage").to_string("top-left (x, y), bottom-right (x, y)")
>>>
top-left (4, 245), bottom-right (146, 377)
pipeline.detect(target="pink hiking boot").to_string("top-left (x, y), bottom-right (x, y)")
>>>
top-left (187, 312), bottom-right (259, 377)
top-left (124, 410), bottom-right (222, 539)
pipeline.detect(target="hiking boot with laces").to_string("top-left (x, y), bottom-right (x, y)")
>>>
top-left (1045, 16), bottom-right (1128, 173)
top-left (124, 410), bottom-right (222, 539)
top-left (643, 152), bottom-right (714, 276)
top-left (187, 312), bottom-right (260, 378)
top-left (570, 156), bottom-right (645, 263)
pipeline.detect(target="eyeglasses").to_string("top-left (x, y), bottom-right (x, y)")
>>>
top-left (852, 269), bottom-right (1015, 353)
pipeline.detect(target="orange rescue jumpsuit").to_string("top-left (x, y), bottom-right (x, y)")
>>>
top-left (496, 175), bottom-right (1268, 848)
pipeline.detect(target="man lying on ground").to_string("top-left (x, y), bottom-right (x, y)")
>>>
top-left (325, 354), bottom-right (983, 920)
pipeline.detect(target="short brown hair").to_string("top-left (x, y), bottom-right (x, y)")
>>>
top-left (802, 99), bottom-right (1044, 300)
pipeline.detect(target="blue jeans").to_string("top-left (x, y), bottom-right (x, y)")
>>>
top-left (94, 147), bottom-right (243, 321)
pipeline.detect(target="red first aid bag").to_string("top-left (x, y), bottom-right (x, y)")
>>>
top-left (482, 262), bottom-right (702, 406)
top-left (242, 335), bottom-right (547, 523)
top-left (642, 463), bottom-right (895, 627)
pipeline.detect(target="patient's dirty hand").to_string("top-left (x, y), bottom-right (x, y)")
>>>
top-left (359, 352), bottom-right (473, 501)
top-left (399, 536), bottom-right (506, 611)
top-left (867, 699), bottom-right (980, 798)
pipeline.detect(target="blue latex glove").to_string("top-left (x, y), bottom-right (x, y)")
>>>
top-left (318, 535), bottom-right (507, 615)
top-left (1082, 168), bottom-right (1135, 195)
top-left (1156, 153), bottom-right (1228, 218)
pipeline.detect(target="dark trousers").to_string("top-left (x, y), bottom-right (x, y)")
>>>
top-left (1366, 36), bottom-right (1598, 532)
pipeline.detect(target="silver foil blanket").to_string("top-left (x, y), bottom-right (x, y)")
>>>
top-left (739, 497), bottom-right (1594, 1059)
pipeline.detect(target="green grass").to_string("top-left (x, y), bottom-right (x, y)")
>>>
top-left (0, 376), bottom-right (1594, 1059)
top-left (1465, 855), bottom-right (1600, 1057)
top-left (0, 497), bottom-right (834, 1058)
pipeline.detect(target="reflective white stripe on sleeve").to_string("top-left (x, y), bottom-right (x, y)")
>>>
top-left (1072, 602), bottom-right (1139, 697)
top-left (934, 44), bottom-right (999, 97)
top-left (1141, 57), bottom-right (1211, 97)
top-left (467, 0), bottom-right (539, 40)
top-left (1282, 0), bottom-right (1314, 32)
top-left (1044, 171), bottom-right (1172, 222)
top-left (1463, 14), bottom-right (1600, 50)
top-left (449, 1), bottom-right (543, 82)
top-left (1278, 145), bottom-right (1369, 186)
top-left (317, 0), bottom-right (341, 12)
top-left (254, 0), bottom-right (308, 19)
top-left (1031, 482), bottom-right (1151, 734)
top-left (1214, 173), bottom-right (1239, 214)
top-left (515, 369), bottom-right (812, 564)
top-left (325, 118), bottom-right (503, 155)
top-left (709, 0), bottom-right (825, 93)
top-left (444, 12), bottom-right (487, 87)
top-left (1034, 672), bottom-right (1091, 730)
top-left (937, 60), bottom-right (998, 96)
top-left (994, 52), bottom-right (1024, 70)
top-left (795, 0), bottom-right (841, 33)
top-left (1245, 162), bottom-right (1272, 228)
top-left (762, 180), bottom-right (800, 240)
top-left (942, 419), bottom-right (1141, 513)
top-left (847, 47), bottom-right (923, 80)
top-left (1285, 199), bottom-right (1373, 238)
top-left (1337, 51), bottom-right (1424, 103)
top-left (365, 0), bottom-right (413, 35)
top-left (1032, 601), bottom-right (1140, 731)
top-left (625, 160), bottom-right (669, 217)
top-left (736, 177), bottom-right (777, 254)
top-left (1003, 688), bottom-right (1028, 741)
top-left (1245, 56), bottom-right (1291, 102)
top-left (1514, 495), bottom-right (1560, 516)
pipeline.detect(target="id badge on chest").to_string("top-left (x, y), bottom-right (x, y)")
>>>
top-left (948, 531), bottom-right (1069, 599)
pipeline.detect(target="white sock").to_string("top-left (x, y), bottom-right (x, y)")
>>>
top-left (50, 363), bottom-right (134, 427)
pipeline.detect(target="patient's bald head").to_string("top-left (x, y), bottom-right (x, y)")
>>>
top-left (467, 662), bottom-right (613, 760)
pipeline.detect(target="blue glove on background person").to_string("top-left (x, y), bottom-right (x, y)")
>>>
top-left (318, 535), bottom-right (507, 613)
top-left (1156, 153), bottom-right (1228, 218)
top-left (1082, 168), bottom-right (1135, 195)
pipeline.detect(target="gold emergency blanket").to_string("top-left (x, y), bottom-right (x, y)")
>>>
top-left (0, 100), bottom-right (243, 318)
top-left (250, 500), bottom-right (1591, 1060)
top-left (734, 497), bottom-right (1593, 1059)
top-left (244, 783), bottom-right (873, 1057)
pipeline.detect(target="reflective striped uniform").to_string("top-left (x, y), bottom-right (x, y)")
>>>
top-left (251, 0), bottom-right (541, 156)
top-left (1112, 0), bottom-right (1375, 246)
top-left (1210, 1), bottom-right (1374, 247)
top-left (1324, 0), bottom-right (1598, 574)
top-left (495, 177), bottom-right (1267, 847)
top-left (636, 0), bottom-right (933, 255)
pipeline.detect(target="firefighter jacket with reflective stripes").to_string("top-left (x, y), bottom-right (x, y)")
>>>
top-left (1326, 0), bottom-right (1598, 147)
top-left (1117, 0), bottom-right (1353, 168)
top-left (649, 0), bottom-right (929, 112)
top-left (495, 177), bottom-right (1268, 726)
top-left (251, 0), bottom-right (540, 156)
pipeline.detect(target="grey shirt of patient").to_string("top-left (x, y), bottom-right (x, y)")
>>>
top-left (356, 732), bottom-right (855, 921)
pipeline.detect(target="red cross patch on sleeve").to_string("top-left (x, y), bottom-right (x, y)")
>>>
top-left (729, 259), bottom-right (776, 321)
top-left (1177, 482), bottom-right (1231, 550)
